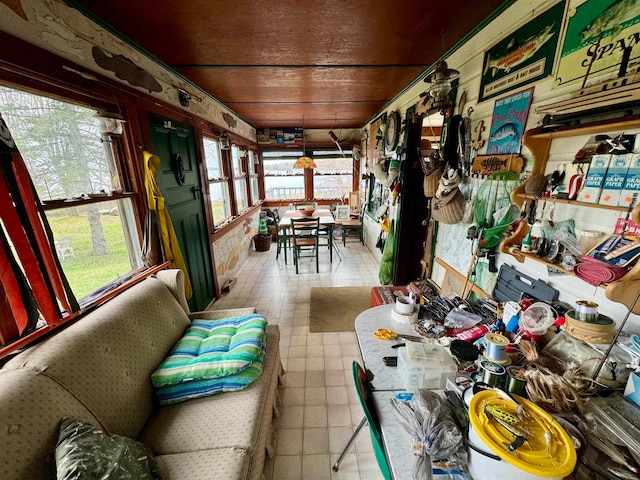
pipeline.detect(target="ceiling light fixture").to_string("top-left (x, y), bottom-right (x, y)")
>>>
top-left (424, 60), bottom-right (459, 115)
top-left (293, 118), bottom-right (316, 169)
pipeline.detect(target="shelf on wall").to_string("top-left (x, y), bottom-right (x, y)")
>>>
top-left (521, 194), bottom-right (629, 212)
top-left (502, 114), bottom-right (640, 265)
top-left (505, 247), bottom-right (574, 275)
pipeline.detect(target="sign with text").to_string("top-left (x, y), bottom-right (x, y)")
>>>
top-left (479, 1), bottom-right (564, 102)
top-left (486, 87), bottom-right (534, 155)
top-left (556, 0), bottom-right (640, 88)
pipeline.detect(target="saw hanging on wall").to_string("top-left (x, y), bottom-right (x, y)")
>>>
top-left (472, 154), bottom-right (524, 176)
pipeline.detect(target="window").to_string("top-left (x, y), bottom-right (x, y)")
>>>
top-left (248, 150), bottom-right (259, 204)
top-left (262, 149), bottom-right (305, 200)
top-left (0, 85), bottom-right (143, 302)
top-left (231, 145), bottom-right (248, 211)
top-left (313, 149), bottom-right (353, 200)
top-left (203, 137), bottom-right (231, 225)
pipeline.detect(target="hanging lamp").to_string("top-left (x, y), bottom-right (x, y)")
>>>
top-left (424, 60), bottom-right (459, 114)
top-left (293, 118), bottom-right (316, 169)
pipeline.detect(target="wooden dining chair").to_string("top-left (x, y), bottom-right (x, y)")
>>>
top-left (273, 209), bottom-right (291, 264)
top-left (341, 202), bottom-right (365, 246)
top-left (290, 217), bottom-right (320, 273)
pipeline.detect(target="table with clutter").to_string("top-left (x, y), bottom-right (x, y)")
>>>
top-left (354, 279), bottom-right (640, 480)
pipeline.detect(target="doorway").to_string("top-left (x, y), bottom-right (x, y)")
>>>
top-left (149, 113), bottom-right (215, 311)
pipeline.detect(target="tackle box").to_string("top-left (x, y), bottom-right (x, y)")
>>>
top-left (398, 341), bottom-right (457, 390)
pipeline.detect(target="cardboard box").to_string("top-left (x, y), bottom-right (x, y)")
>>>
top-left (600, 153), bottom-right (631, 206)
top-left (619, 153), bottom-right (640, 207)
top-left (579, 154), bottom-right (611, 204)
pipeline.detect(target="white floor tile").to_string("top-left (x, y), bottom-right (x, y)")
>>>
top-left (325, 370), bottom-right (346, 386)
top-left (304, 405), bottom-right (328, 428)
top-left (277, 428), bottom-right (303, 455)
top-left (217, 242), bottom-right (380, 480)
top-left (280, 405), bottom-right (304, 429)
top-left (284, 371), bottom-right (305, 388)
top-left (305, 386), bottom-right (327, 405)
top-left (306, 370), bottom-right (325, 387)
top-left (330, 453), bottom-right (360, 479)
top-left (303, 427), bottom-right (330, 454)
top-left (327, 404), bottom-right (352, 427)
top-left (302, 453), bottom-right (332, 480)
top-left (273, 455), bottom-right (302, 480)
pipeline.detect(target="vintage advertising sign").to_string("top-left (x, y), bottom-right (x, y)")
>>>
top-left (557, 0), bottom-right (640, 87)
top-left (486, 87), bottom-right (535, 155)
top-left (479, 1), bottom-right (564, 102)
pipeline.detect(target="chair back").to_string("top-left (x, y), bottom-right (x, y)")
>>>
top-left (349, 191), bottom-right (359, 212)
top-left (290, 217), bottom-right (319, 246)
top-left (352, 361), bottom-right (392, 480)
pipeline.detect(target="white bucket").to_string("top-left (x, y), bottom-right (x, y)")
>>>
top-left (467, 422), bottom-right (563, 480)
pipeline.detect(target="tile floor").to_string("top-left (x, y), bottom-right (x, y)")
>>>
top-left (210, 236), bottom-right (385, 480)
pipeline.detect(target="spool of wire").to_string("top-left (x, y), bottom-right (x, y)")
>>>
top-left (483, 333), bottom-right (509, 363)
top-left (480, 360), bottom-right (506, 387)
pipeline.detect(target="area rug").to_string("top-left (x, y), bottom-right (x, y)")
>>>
top-left (309, 286), bottom-right (373, 333)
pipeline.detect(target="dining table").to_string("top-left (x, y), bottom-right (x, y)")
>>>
top-left (277, 208), bottom-right (336, 264)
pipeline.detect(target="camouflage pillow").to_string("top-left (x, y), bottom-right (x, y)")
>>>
top-left (55, 417), bottom-right (162, 480)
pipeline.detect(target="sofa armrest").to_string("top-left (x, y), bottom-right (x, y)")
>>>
top-left (188, 307), bottom-right (257, 321)
top-left (155, 269), bottom-right (190, 315)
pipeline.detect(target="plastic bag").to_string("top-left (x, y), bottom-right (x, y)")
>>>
top-left (379, 221), bottom-right (395, 285)
top-left (444, 307), bottom-right (482, 329)
top-left (390, 390), bottom-right (467, 480)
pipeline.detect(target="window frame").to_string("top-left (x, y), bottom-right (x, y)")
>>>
top-left (261, 148), bottom-right (306, 201)
top-left (0, 79), bottom-right (155, 358)
top-left (202, 136), bottom-right (232, 227)
top-left (0, 85), bottom-right (145, 301)
top-left (312, 148), bottom-right (354, 201)
top-left (248, 149), bottom-right (260, 205)
top-left (231, 144), bottom-right (249, 212)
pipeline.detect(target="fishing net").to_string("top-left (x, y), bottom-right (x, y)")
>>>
top-left (474, 171), bottom-right (520, 248)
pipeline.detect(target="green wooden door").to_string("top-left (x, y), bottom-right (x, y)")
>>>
top-left (149, 113), bottom-right (215, 311)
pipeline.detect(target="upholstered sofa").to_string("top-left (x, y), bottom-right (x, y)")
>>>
top-left (0, 269), bottom-right (283, 480)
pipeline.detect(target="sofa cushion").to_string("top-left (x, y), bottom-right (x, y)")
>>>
top-left (55, 417), bottom-right (162, 480)
top-left (151, 314), bottom-right (267, 387)
top-left (155, 448), bottom-right (249, 480)
top-left (156, 359), bottom-right (264, 405)
top-left (139, 325), bottom-right (281, 455)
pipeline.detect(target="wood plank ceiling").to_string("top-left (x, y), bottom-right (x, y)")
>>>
top-left (75, 0), bottom-right (508, 129)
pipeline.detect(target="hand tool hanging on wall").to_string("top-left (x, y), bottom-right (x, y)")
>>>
top-left (460, 107), bottom-right (474, 176)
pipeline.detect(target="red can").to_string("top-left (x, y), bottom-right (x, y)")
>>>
top-left (456, 324), bottom-right (490, 342)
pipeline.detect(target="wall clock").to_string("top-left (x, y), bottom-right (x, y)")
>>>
top-left (385, 111), bottom-right (400, 155)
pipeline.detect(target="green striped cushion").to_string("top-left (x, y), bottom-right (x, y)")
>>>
top-left (151, 314), bottom-right (267, 388)
top-left (155, 358), bottom-right (264, 405)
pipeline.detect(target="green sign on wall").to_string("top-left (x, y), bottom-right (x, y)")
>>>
top-left (479, 1), bottom-right (565, 102)
top-left (557, 0), bottom-right (640, 87)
